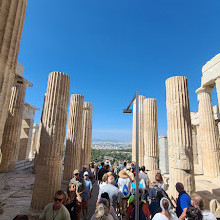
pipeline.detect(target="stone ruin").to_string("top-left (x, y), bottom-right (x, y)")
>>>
top-left (0, 0), bottom-right (219, 218)
top-left (132, 55), bottom-right (220, 217)
top-left (0, 0), bottom-right (93, 218)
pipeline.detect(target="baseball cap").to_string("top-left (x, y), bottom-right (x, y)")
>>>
top-left (73, 169), bottom-right (79, 174)
top-left (84, 171), bottom-right (89, 176)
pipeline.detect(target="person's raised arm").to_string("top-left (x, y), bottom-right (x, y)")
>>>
top-left (179, 208), bottom-right (187, 220)
top-left (76, 185), bottom-right (82, 203)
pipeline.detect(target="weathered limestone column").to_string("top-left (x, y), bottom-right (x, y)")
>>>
top-left (18, 119), bottom-right (34, 160)
top-left (30, 72), bottom-right (70, 211)
top-left (81, 102), bottom-right (93, 167)
top-left (132, 95), bottom-right (145, 165)
top-left (18, 103), bottom-right (39, 160)
top-left (143, 98), bottom-right (159, 180)
top-left (0, 75), bottom-right (31, 172)
top-left (195, 125), bottom-right (204, 175)
top-left (191, 125), bottom-right (198, 164)
top-left (215, 78), bottom-right (220, 135)
top-left (63, 94), bottom-right (84, 181)
top-left (158, 136), bottom-right (169, 174)
top-left (196, 86), bottom-right (220, 178)
top-left (215, 78), bottom-right (220, 113)
top-left (0, 0), bottom-right (27, 159)
top-left (191, 112), bottom-right (203, 174)
top-left (29, 124), bottom-right (39, 160)
top-left (166, 76), bottom-right (195, 198)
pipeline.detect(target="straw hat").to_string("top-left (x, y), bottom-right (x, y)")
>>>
top-left (119, 170), bottom-right (129, 178)
top-left (106, 172), bottom-right (112, 177)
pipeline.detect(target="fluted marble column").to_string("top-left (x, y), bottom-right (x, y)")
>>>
top-left (0, 0), bottom-right (27, 159)
top-left (196, 86), bottom-right (220, 178)
top-left (63, 94), bottom-right (84, 181)
top-left (132, 95), bottom-right (145, 165)
top-left (29, 124), bottom-right (39, 160)
top-left (194, 125), bottom-right (204, 175)
top-left (215, 78), bottom-right (220, 112)
top-left (81, 102), bottom-right (93, 167)
top-left (191, 125), bottom-right (198, 164)
top-left (143, 98), bottom-right (159, 179)
top-left (0, 75), bottom-right (31, 172)
top-left (215, 78), bottom-right (220, 135)
top-left (166, 76), bottom-right (195, 198)
top-left (30, 72), bottom-right (70, 211)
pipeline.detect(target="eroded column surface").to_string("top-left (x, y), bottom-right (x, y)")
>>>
top-left (132, 95), bottom-right (145, 166)
top-left (81, 102), bottom-right (93, 167)
top-left (196, 87), bottom-right (220, 178)
top-left (0, 0), bottom-right (27, 158)
top-left (18, 118), bottom-right (34, 160)
top-left (159, 136), bottom-right (169, 174)
top-left (29, 124), bottom-right (39, 160)
top-left (143, 98), bottom-right (159, 179)
top-left (63, 94), bottom-right (84, 181)
top-left (30, 72), bottom-right (70, 211)
top-left (215, 78), bottom-right (220, 113)
top-left (0, 75), bottom-right (31, 172)
top-left (166, 76), bottom-right (195, 198)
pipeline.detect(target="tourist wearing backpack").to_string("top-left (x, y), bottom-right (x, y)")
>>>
top-left (118, 170), bottom-right (131, 216)
top-left (126, 189), bottom-right (150, 220)
top-left (149, 182), bottom-right (169, 218)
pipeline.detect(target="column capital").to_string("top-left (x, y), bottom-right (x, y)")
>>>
top-left (14, 75), bottom-right (33, 88)
top-left (196, 86), bottom-right (214, 97)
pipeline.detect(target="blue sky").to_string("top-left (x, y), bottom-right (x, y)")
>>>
top-left (18, 0), bottom-right (220, 142)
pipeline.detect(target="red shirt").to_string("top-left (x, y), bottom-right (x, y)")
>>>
top-left (127, 201), bottom-right (150, 219)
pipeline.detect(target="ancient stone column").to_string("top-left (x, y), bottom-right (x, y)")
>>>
top-left (132, 95), bottom-right (145, 165)
top-left (166, 76), bottom-right (195, 198)
top-left (191, 125), bottom-right (198, 164)
top-left (63, 94), bottom-right (84, 181)
top-left (215, 78), bottom-right (220, 112)
top-left (0, 75), bottom-right (31, 172)
top-left (143, 98), bottom-right (159, 180)
top-left (194, 125), bottom-right (204, 175)
top-left (0, 0), bottom-right (27, 159)
top-left (196, 86), bottom-right (220, 178)
top-left (30, 72), bottom-right (70, 211)
top-left (81, 102), bottom-right (93, 167)
top-left (18, 118), bottom-right (34, 160)
top-left (158, 136), bottom-right (169, 174)
top-left (29, 124), bottom-right (39, 160)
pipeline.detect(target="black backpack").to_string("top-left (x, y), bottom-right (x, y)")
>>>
top-left (154, 186), bottom-right (168, 201)
top-left (130, 202), bottom-right (146, 220)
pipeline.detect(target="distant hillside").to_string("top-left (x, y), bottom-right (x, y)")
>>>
top-left (91, 148), bottom-right (132, 164)
top-left (92, 141), bottom-right (132, 150)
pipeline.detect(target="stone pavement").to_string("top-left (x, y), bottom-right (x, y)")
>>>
top-left (87, 181), bottom-right (99, 219)
top-left (0, 168), bottom-right (99, 220)
top-left (0, 169), bottom-right (34, 220)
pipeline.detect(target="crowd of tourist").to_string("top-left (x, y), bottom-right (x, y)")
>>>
top-left (14, 161), bottom-right (217, 220)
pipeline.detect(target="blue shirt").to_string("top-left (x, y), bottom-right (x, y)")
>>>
top-left (176, 191), bottom-right (191, 217)
top-left (131, 182), bottom-right (144, 195)
top-left (82, 179), bottom-right (92, 200)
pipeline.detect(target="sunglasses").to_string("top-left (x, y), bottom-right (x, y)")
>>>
top-left (74, 173), bottom-right (79, 175)
top-left (54, 197), bottom-right (62, 202)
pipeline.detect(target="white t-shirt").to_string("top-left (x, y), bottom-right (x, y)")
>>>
top-left (118, 178), bottom-right (131, 192)
top-left (201, 210), bottom-right (217, 220)
top-left (118, 177), bottom-right (131, 198)
top-left (152, 213), bottom-right (178, 220)
top-left (140, 178), bottom-right (146, 189)
top-left (99, 181), bottom-right (107, 190)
